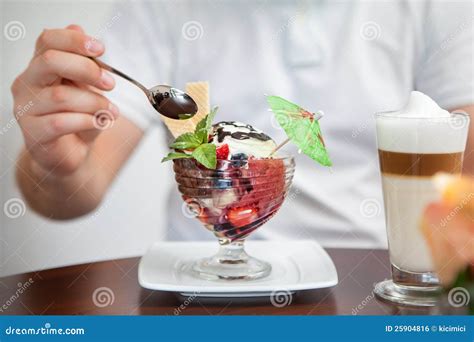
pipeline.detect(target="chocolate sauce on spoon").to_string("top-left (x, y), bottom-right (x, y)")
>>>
top-left (150, 86), bottom-right (198, 119)
top-left (90, 57), bottom-right (198, 119)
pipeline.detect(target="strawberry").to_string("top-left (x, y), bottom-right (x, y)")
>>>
top-left (216, 144), bottom-right (230, 160)
top-left (226, 206), bottom-right (258, 228)
top-left (196, 209), bottom-right (210, 224)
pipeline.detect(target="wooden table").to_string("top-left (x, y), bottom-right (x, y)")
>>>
top-left (0, 248), bottom-right (432, 315)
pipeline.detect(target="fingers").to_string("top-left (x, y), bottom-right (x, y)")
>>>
top-left (35, 27), bottom-right (104, 57)
top-left (423, 202), bottom-right (449, 225)
top-left (21, 113), bottom-right (100, 144)
top-left (30, 85), bottom-right (119, 118)
top-left (66, 24), bottom-right (85, 33)
top-left (77, 129), bottom-right (103, 145)
top-left (25, 49), bottom-right (115, 90)
top-left (423, 202), bottom-right (474, 261)
top-left (63, 79), bottom-right (103, 94)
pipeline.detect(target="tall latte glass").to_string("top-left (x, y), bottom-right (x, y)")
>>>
top-left (374, 109), bottom-right (470, 306)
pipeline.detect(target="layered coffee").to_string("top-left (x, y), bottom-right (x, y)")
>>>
top-left (378, 151), bottom-right (463, 177)
top-left (375, 92), bottom-right (469, 274)
top-left (378, 150), bottom-right (463, 273)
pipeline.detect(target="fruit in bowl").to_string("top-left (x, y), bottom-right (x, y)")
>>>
top-left (162, 97), bottom-right (331, 281)
top-left (174, 155), bottom-right (294, 280)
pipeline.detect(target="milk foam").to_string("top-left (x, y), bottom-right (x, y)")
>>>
top-left (397, 91), bottom-right (450, 118)
top-left (376, 91), bottom-right (468, 154)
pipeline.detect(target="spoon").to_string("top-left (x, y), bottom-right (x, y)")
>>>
top-left (90, 58), bottom-right (198, 120)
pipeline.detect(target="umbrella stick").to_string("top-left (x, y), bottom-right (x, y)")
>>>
top-left (269, 138), bottom-right (290, 156)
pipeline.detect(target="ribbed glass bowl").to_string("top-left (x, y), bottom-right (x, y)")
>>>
top-left (173, 156), bottom-right (295, 280)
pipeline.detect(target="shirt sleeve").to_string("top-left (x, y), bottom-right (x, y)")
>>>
top-left (415, 0), bottom-right (474, 110)
top-left (100, 2), bottom-right (176, 130)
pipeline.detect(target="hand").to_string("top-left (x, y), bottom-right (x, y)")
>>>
top-left (11, 24), bottom-right (119, 177)
top-left (422, 175), bottom-right (474, 285)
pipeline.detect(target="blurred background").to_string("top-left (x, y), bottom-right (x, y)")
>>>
top-left (1, 0), bottom-right (171, 276)
top-left (2, 0), bottom-right (472, 277)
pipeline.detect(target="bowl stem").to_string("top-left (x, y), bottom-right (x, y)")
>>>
top-left (190, 239), bottom-right (272, 280)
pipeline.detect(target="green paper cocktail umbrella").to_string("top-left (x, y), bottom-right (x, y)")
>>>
top-left (266, 96), bottom-right (332, 167)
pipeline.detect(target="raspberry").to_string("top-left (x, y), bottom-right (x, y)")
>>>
top-left (216, 144), bottom-right (230, 160)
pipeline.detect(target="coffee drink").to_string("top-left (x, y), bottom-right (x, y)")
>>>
top-left (374, 91), bottom-right (470, 306)
top-left (375, 92), bottom-right (469, 274)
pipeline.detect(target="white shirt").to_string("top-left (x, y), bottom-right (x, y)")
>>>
top-left (103, 0), bottom-right (473, 248)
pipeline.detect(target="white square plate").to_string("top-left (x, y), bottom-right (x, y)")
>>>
top-left (138, 240), bottom-right (338, 297)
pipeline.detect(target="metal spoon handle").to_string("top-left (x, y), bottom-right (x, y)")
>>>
top-left (89, 57), bottom-right (150, 96)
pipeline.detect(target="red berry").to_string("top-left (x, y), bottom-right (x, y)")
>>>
top-left (216, 144), bottom-right (230, 160)
top-left (226, 206), bottom-right (258, 228)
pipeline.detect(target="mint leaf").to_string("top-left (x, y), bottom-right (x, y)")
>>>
top-left (206, 107), bottom-right (218, 131)
top-left (161, 152), bottom-right (193, 163)
top-left (195, 107), bottom-right (219, 143)
top-left (163, 107), bottom-right (219, 168)
top-left (169, 132), bottom-right (202, 150)
top-left (192, 143), bottom-right (216, 169)
top-left (195, 117), bottom-right (208, 143)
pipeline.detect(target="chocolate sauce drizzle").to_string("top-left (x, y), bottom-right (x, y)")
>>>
top-left (214, 121), bottom-right (272, 143)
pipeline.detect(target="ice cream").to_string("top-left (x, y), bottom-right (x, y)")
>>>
top-left (209, 121), bottom-right (277, 159)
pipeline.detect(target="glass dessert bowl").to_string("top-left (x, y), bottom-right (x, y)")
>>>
top-left (173, 156), bottom-right (295, 280)
top-left (164, 100), bottom-right (331, 281)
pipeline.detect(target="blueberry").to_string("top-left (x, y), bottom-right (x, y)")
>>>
top-left (214, 224), bottom-right (226, 232)
top-left (230, 153), bottom-right (248, 167)
top-left (214, 178), bottom-right (232, 189)
top-left (231, 153), bottom-right (248, 161)
top-left (240, 178), bottom-right (253, 192)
